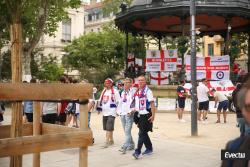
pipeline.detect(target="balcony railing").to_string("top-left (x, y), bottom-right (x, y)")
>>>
top-left (127, 0), bottom-right (250, 13)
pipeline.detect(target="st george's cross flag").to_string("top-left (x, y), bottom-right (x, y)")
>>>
top-left (185, 55), bottom-right (230, 81)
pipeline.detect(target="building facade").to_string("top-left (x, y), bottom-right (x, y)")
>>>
top-left (84, 0), bottom-right (114, 33)
top-left (37, 4), bottom-right (85, 77)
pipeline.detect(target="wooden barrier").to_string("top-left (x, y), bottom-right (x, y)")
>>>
top-left (0, 83), bottom-right (93, 167)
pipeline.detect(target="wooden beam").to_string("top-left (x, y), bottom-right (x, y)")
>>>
top-left (0, 124), bottom-right (33, 139)
top-left (79, 104), bottom-right (89, 167)
top-left (10, 15), bottom-right (23, 167)
top-left (0, 131), bottom-right (93, 157)
top-left (0, 83), bottom-right (92, 101)
top-left (42, 123), bottom-right (82, 135)
top-left (33, 102), bottom-right (41, 167)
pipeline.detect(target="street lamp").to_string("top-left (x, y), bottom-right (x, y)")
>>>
top-left (190, 0), bottom-right (198, 136)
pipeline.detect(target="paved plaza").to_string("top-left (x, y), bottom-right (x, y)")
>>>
top-left (0, 109), bottom-right (239, 167)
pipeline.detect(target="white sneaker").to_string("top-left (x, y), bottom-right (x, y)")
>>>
top-left (202, 120), bottom-right (208, 124)
top-left (180, 119), bottom-right (186, 123)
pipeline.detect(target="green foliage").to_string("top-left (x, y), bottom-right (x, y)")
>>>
top-left (177, 36), bottom-right (189, 56)
top-left (230, 35), bottom-right (241, 64)
top-left (0, 51), bottom-right (11, 80)
top-left (63, 22), bottom-right (125, 85)
top-left (36, 55), bottom-right (64, 81)
top-left (102, 0), bottom-right (132, 15)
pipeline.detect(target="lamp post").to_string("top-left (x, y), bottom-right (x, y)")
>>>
top-left (190, 0), bottom-right (198, 136)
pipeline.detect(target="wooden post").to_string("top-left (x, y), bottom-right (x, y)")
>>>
top-left (33, 102), bottom-right (41, 167)
top-left (79, 104), bottom-right (88, 167)
top-left (10, 21), bottom-right (23, 167)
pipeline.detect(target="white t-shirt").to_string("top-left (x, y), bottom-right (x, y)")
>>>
top-left (42, 102), bottom-right (58, 115)
top-left (214, 91), bottom-right (228, 102)
top-left (197, 83), bottom-right (209, 102)
top-left (134, 86), bottom-right (154, 115)
top-left (75, 103), bottom-right (80, 114)
top-left (100, 88), bottom-right (121, 117)
top-left (117, 89), bottom-right (133, 115)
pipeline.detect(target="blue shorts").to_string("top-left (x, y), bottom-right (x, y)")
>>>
top-left (198, 101), bottom-right (209, 111)
top-left (218, 100), bottom-right (229, 111)
top-left (177, 98), bottom-right (185, 109)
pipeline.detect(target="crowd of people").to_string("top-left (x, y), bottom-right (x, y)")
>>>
top-left (21, 75), bottom-right (95, 128)
top-left (2, 73), bottom-right (250, 164)
top-left (176, 77), bottom-right (250, 134)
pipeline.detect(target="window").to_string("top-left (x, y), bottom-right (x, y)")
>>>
top-left (88, 14), bottom-right (92, 21)
top-left (96, 13), bottom-right (99, 20)
top-left (208, 44), bottom-right (214, 56)
top-left (62, 19), bottom-right (71, 42)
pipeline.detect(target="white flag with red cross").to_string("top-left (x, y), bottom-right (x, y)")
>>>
top-left (185, 55), bottom-right (230, 81)
top-left (150, 72), bottom-right (169, 85)
top-left (146, 50), bottom-right (178, 72)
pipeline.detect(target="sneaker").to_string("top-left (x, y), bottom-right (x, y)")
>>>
top-left (142, 149), bottom-right (153, 156)
top-left (132, 152), bottom-right (140, 159)
top-left (215, 120), bottom-right (220, 123)
top-left (118, 148), bottom-right (125, 152)
top-left (109, 140), bottom-right (114, 145)
top-left (102, 142), bottom-right (109, 148)
top-left (121, 149), bottom-right (126, 154)
top-left (127, 146), bottom-right (135, 151)
top-left (180, 119), bottom-right (186, 123)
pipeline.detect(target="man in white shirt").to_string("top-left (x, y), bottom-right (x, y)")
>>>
top-left (97, 78), bottom-right (120, 148)
top-left (197, 79), bottom-right (210, 122)
top-left (117, 78), bottom-right (135, 154)
top-left (212, 89), bottom-right (229, 123)
top-left (132, 75), bottom-right (156, 159)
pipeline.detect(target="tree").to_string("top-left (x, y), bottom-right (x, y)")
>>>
top-left (102, 0), bottom-right (132, 15)
top-left (0, 50), bottom-right (11, 80)
top-left (36, 55), bottom-right (64, 81)
top-left (0, 0), bottom-right (81, 79)
top-left (63, 22), bottom-right (125, 85)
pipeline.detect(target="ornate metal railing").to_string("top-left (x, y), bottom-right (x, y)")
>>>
top-left (128, 0), bottom-right (250, 11)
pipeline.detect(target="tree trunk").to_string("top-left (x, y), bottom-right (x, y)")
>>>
top-left (0, 53), bottom-right (3, 80)
top-left (22, 50), bottom-right (32, 82)
top-left (248, 31), bottom-right (250, 73)
top-left (10, 22), bottom-right (23, 167)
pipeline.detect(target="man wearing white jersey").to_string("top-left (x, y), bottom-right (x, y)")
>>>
top-left (212, 88), bottom-right (229, 123)
top-left (117, 78), bottom-right (135, 154)
top-left (197, 79), bottom-right (210, 122)
top-left (132, 75), bottom-right (156, 159)
top-left (97, 78), bottom-right (120, 148)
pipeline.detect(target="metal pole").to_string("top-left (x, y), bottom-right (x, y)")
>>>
top-left (225, 19), bottom-right (231, 55)
top-left (190, 0), bottom-right (198, 136)
top-left (248, 31), bottom-right (250, 72)
top-left (158, 36), bottom-right (161, 50)
top-left (125, 31), bottom-right (129, 77)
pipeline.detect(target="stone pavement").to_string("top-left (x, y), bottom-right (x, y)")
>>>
top-left (0, 109), bottom-right (240, 167)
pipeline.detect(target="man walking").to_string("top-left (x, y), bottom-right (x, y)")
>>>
top-left (212, 88), bottom-right (229, 123)
top-left (97, 78), bottom-right (120, 148)
top-left (132, 75), bottom-right (156, 159)
top-left (117, 78), bottom-right (135, 154)
top-left (176, 80), bottom-right (187, 122)
top-left (197, 79), bottom-right (210, 122)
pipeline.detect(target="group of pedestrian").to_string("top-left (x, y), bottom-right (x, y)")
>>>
top-left (21, 75), bottom-right (95, 128)
top-left (97, 75), bottom-right (156, 159)
top-left (176, 78), bottom-right (229, 124)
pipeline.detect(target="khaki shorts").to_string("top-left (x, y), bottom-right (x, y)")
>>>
top-left (103, 116), bottom-right (115, 131)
